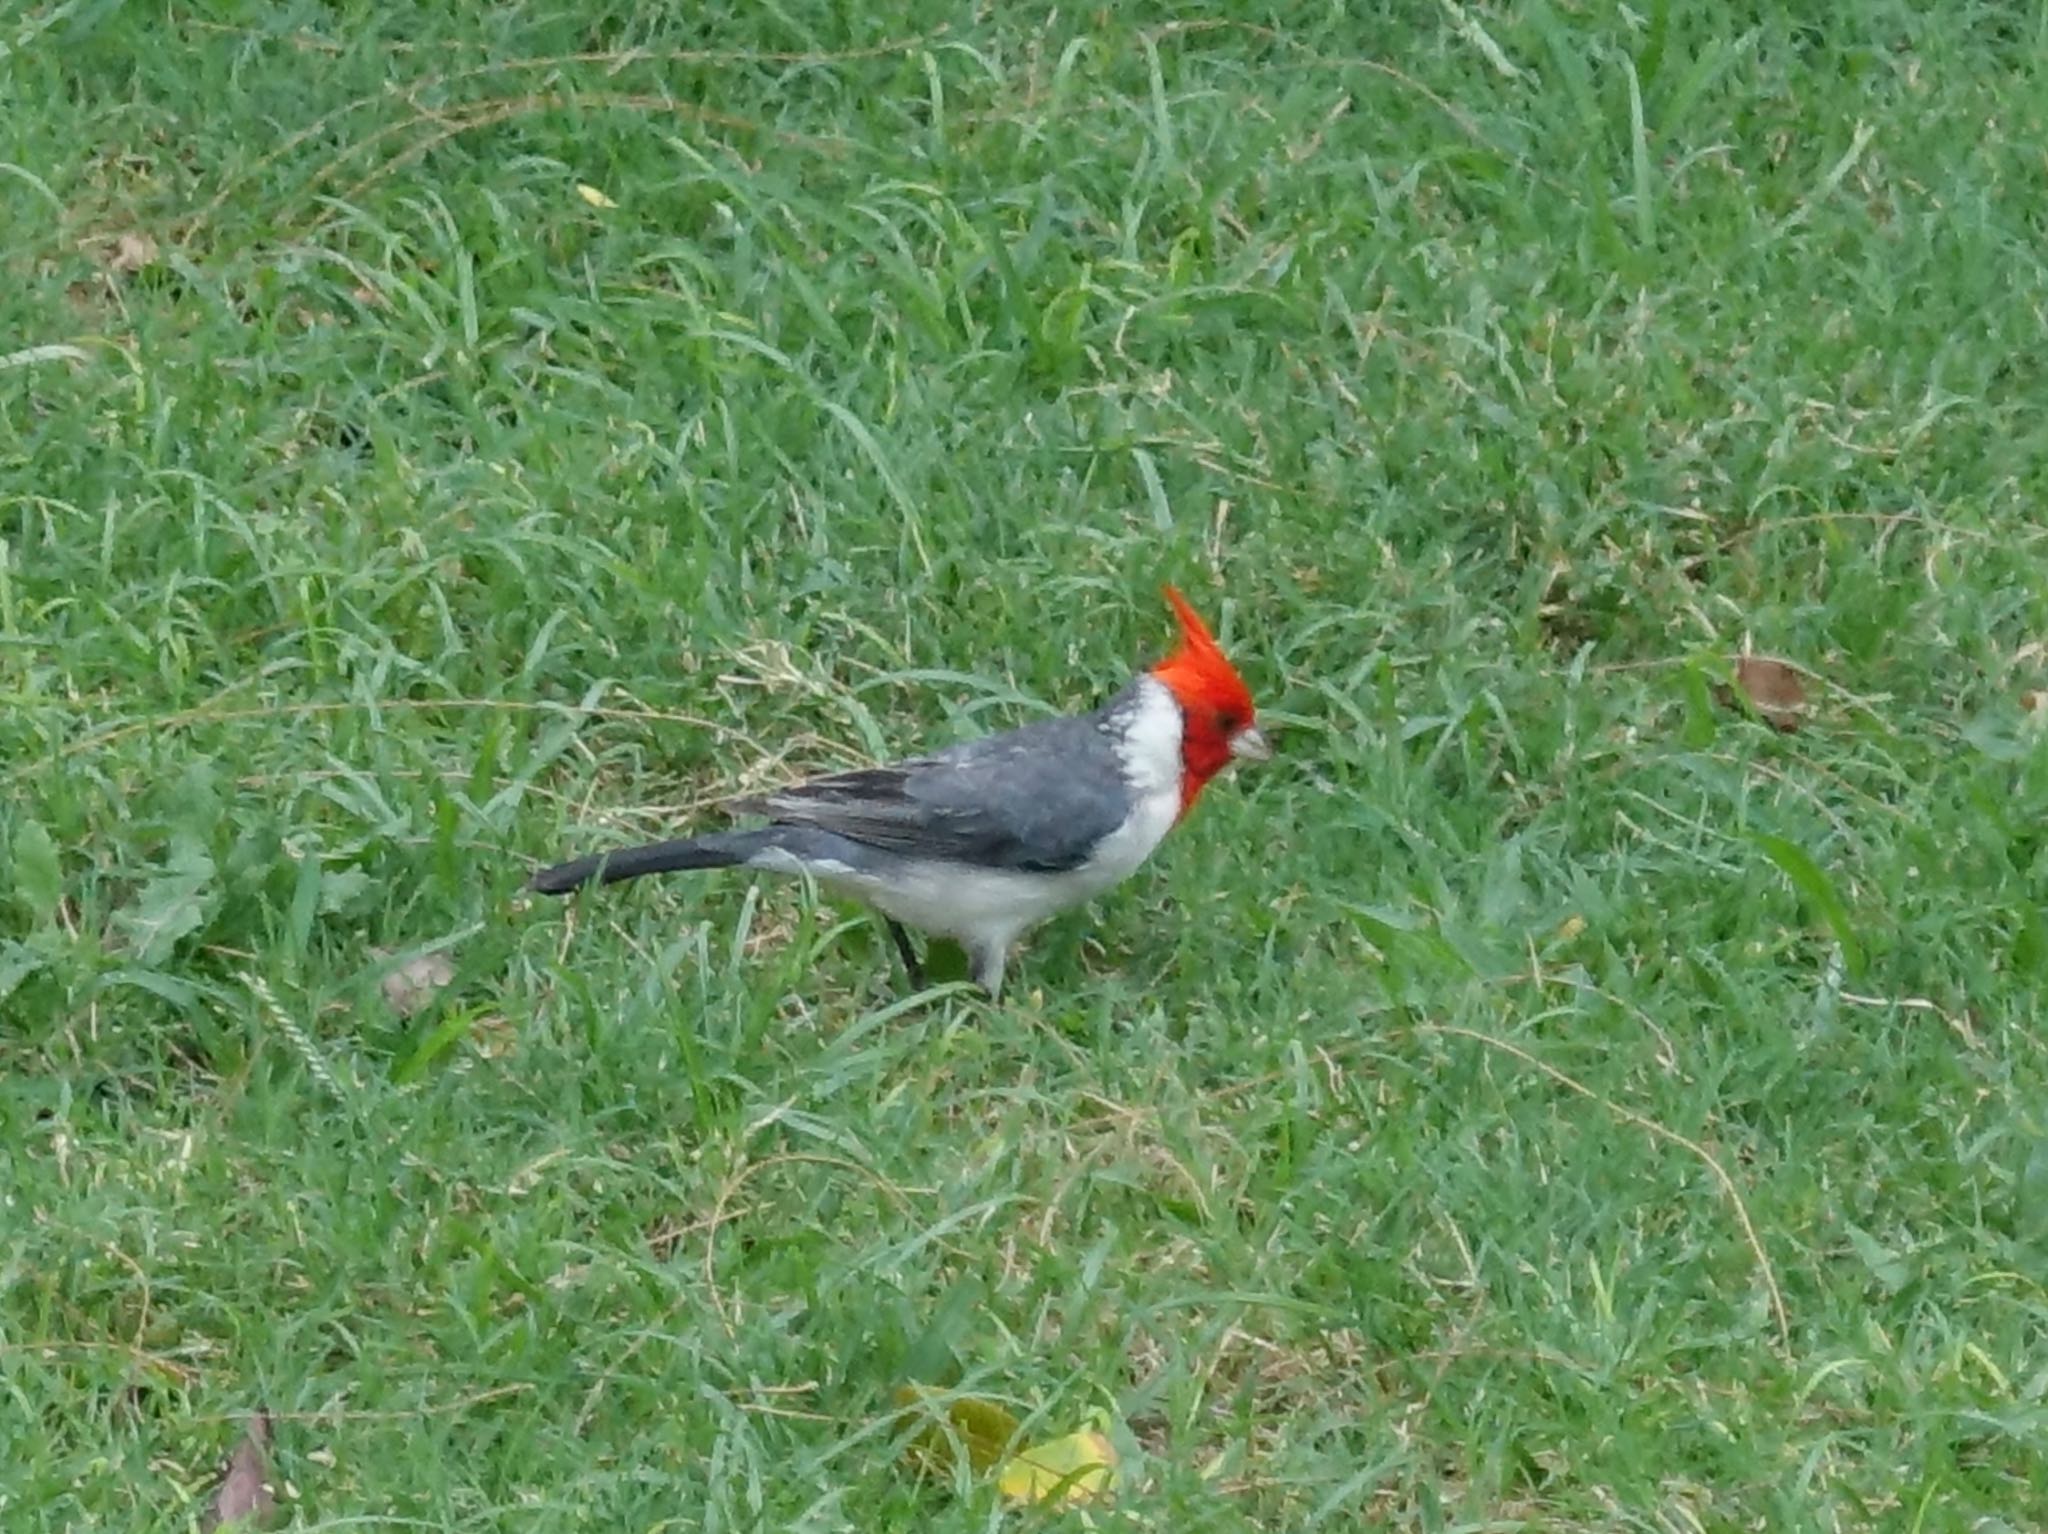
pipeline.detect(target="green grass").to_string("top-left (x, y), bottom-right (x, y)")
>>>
top-left (5, 1), bottom-right (2048, 1527)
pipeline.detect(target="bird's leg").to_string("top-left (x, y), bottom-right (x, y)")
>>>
top-left (885, 919), bottom-right (926, 990)
top-left (966, 940), bottom-right (1008, 1000)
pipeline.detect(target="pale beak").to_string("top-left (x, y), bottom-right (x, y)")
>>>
top-left (1229, 725), bottom-right (1272, 763)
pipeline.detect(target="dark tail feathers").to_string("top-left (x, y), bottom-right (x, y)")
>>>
top-left (527, 829), bottom-right (776, 895)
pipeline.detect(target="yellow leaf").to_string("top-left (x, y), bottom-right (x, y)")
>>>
top-left (576, 183), bottom-right (617, 209)
top-left (893, 1384), bottom-right (1020, 1476)
top-left (996, 1429), bottom-right (1118, 1505)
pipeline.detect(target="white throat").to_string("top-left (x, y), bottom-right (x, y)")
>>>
top-left (1113, 674), bottom-right (1187, 803)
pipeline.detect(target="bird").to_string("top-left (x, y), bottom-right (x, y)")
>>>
top-left (527, 586), bottom-right (1270, 996)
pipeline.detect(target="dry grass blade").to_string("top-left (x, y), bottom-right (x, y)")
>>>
top-left (1424, 1024), bottom-right (1792, 1353)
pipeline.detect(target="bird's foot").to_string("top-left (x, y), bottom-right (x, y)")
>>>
top-left (885, 919), bottom-right (927, 990)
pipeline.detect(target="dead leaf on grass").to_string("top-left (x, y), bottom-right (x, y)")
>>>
top-left (996, 1427), bottom-right (1119, 1505)
top-left (1726, 655), bottom-right (1810, 731)
top-left (201, 1410), bottom-right (275, 1531)
top-left (469, 1013), bottom-right (517, 1059)
top-left (379, 951), bottom-right (455, 1016)
top-left (891, 1386), bottom-right (1120, 1506)
top-left (105, 231), bottom-right (161, 274)
top-left (893, 1384), bottom-right (1020, 1477)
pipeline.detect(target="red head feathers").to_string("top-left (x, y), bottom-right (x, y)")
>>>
top-left (1150, 585), bottom-right (1268, 813)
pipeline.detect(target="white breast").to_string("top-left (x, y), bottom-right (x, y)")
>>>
top-left (1080, 673), bottom-right (1184, 885)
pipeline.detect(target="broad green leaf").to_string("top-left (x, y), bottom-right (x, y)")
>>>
top-left (1843, 1221), bottom-right (1909, 1296)
top-left (0, 939), bottom-right (44, 1000)
top-left (101, 966), bottom-right (211, 1009)
top-left (1751, 832), bottom-right (1864, 977)
top-left (112, 838), bottom-right (218, 968)
top-left (2014, 906), bottom-right (2048, 977)
top-left (1678, 661), bottom-right (1717, 748)
top-left (1961, 708), bottom-right (2033, 762)
top-left (901, 1275), bottom-right (986, 1386)
top-left (392, 1007), bottom-right (483, 1084)
top-left (2017, 1134), bottom-right (2048, 1248)
top-left (171, 758), bottom-right (224, 842)
top-left (10, 819), bottom-right (62, 918)
top-left (316, 866), bottom-right (372, 915)
top-left (287, 852), bottom-right (322, 956)
top-left (997, 1428), bottom-right (1118, 1505)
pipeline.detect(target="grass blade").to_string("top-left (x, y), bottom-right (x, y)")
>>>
top-left (1752, 832), bottom-right (1865, 977)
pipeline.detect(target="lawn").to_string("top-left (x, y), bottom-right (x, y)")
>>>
top-left (5, 1), bottom-right (2047, 1527)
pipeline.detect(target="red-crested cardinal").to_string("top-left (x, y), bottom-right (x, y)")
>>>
top-left (528, 586), bottom-right (1269, 996)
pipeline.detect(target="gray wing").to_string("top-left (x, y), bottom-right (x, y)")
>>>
top-left (731, 703), bottom-right (1136, 873)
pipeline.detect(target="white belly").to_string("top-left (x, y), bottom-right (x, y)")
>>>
top-left (823, 782), bottom-right (1179, 946)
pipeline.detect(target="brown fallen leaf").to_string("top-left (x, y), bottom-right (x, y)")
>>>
top-left (380, 951), bottom-right (455, 1016)
top-left (469, 1012), bottom-right (518, 1059)
top-left (2021, 689), bottom-right (2044, 715)
top-left (201, 1411), bottom-right (274, 1531)
top-left (1727, 655), bottom-right (1809, 732)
